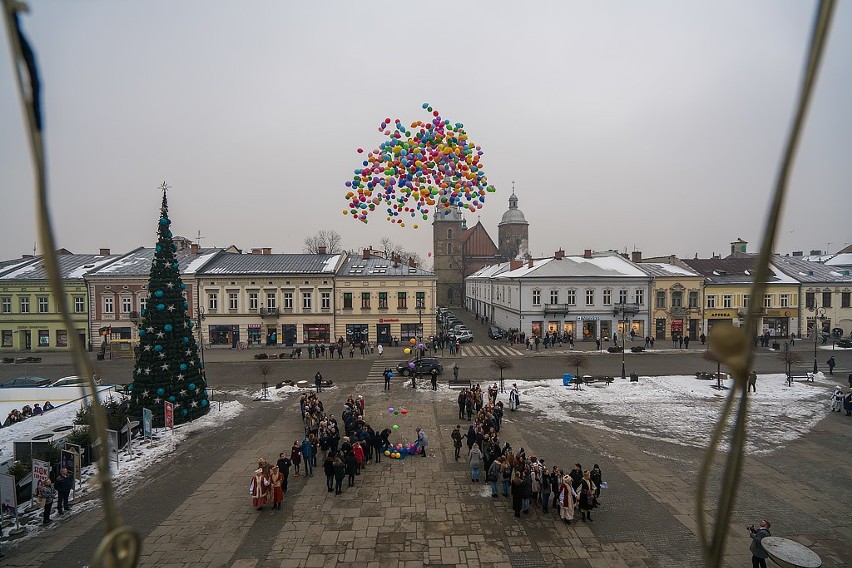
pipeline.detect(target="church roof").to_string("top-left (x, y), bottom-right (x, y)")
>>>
top-left (462, 221), bottom-right (499, 258)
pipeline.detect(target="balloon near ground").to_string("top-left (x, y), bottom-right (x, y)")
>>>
top-left (343, 103), bottom-right (496, 227)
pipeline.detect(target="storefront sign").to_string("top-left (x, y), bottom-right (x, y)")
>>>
top-left (577, 316), bottom-right (599, 321)
top-left (378, 318), bottom-right (399, 322)
top-left (247, 324), bottom-right (262, 329)
top-left (142, 408), bottom-right (153, 438)
top-left (706, 311), bottom-right (737, 318)
top-left (764, 309), bottom-right (792, 317)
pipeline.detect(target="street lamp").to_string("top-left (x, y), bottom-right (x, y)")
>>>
top-left (614, 303), bottom-right (639, 380)
top-left (811, 305), bottom-right (825, 374)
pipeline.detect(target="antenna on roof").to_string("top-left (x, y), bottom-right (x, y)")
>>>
top-left (196, 229), bottom-right (205, 247)
top-left (33, 242), bottom-right (36, 257)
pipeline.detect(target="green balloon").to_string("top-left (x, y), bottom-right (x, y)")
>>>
top-left (392, 424), bottom-right (399, 430)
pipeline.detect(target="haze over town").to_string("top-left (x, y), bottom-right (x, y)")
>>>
top-left (1, 1), bottom-right (850, 263)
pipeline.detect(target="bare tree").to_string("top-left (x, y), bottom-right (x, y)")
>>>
top-left (379, 236), bottom-right (422, 266)
top-left (304, 230), bottom-right (343, 254)
top-left (777, 348), bottom-right (804, 378)
top-left (491, 355), bottom-right (513, 393)
top-left (701, 350), bottom-right (725, 389)
top-left (565, 353), bottom-right (588, 379)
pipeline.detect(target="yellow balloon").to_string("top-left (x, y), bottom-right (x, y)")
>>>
top-left (384, 450), bottom-right (391, 456)
top-left (404, 347), bottom-right (411, 354)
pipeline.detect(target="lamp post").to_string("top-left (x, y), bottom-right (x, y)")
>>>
top-left (811, 306), bottom-right (825, 374)
top-left (614, 303), bottom-right (639, 380)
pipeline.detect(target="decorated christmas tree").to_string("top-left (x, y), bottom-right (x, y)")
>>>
top-left (128, 183), bottom-right (209, 426)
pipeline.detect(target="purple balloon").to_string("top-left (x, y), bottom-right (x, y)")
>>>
top-left (408, 362), bottom-right (415, 369)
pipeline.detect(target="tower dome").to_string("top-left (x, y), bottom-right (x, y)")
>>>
top-left (498, 191), bottom-right (528, 226)
top-left (498, 188), bottom-right (530, 260)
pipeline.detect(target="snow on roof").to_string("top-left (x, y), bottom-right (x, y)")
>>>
top-left (0, 260), bottom-right (41, 279)
top-left (67, 256), bottom-right (117, 278)
top-left (640, 262), bottom-right (698, 277)
top-left (184, 251), bottom-right (219, 274)
top-left (826, 253), bottom-right (852, 267)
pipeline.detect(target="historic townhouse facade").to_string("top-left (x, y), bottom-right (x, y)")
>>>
top-left (0, 252), bottom-right (118, 351)
top-left (638, 255), bottom-right (704, 340)
top-left (468, 250), bottom-right (651, 342)
top-left (195, 252), bottom-right (346, 348)
top-left (84, 245), bottom-right (220, 348)
top-left (771, 254), bottom-right (852, 338)
top-left (681, 257), bottom-right (800, 338)
top-left (335, 251), bottom-right (437, 345)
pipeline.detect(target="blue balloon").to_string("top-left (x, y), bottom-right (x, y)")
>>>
top-left (188, 321), bottom-right (194, 329)
top-left (138, 329), bottom-right (146, 337)
top-left (182, 337), bottom-right (189, 344)
top-left (172, 262), bottom-right (179, 269)
top-left (156, 245), bottom-right (162, 252)
top-left (182, 408), bottom-right (188, 416)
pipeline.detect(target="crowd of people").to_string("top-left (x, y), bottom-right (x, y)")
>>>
top-left (451, 383), bottom-right (604, 524)
top-left (3, 401), bottom-right (55, 427)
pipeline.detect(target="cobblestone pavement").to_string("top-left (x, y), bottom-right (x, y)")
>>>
top-left (2, 364), bottom-right (850, 567)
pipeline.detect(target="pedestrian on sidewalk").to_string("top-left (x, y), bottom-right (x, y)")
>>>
top-left (748, 371), bottom-right (758, 393)
top-left (747, 520), bottom-right (772, 568)
top-left (468, 443), bottom-right (483, 481)
top-left (290, 441), bottom-right (302, 477)
top-left (827, 356), bottom-right (836, 375)
top-left (39, 478), bottom-right (56, 525)
top-left (451, 425), bottom-right (463, 461)
top-left (55, 467), bottom-right (73, 514)
top-left (323, 453), bottom-right (336, 492)
top-left (558, 475), bottom-right (577, 524)
top-left (430, 367), bottom-right (438, 390)
top-left (417, 427), bottom-right (429, 457)
top-left (578, 471), bottom-right (597, 521)
top-left (269, 465), bottom-right (284, 510)
top-left (276, 453), bottom-right (291, 494)
top-left (249, 468), bottom-right (269, 511)
top-left (830, 386), bottom-right (844, 412)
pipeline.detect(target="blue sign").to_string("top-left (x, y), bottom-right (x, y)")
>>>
top-left (142, 408), bottom-right (153, 438)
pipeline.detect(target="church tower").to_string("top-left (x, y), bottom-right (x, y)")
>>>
top-left (432, 207), bottom-right (465, 307)
top-left (498, 185), bottom-right (529, 260)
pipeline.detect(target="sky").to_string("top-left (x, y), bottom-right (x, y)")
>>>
top-left (1, 1), bottom-right (850, 265)
top-left (0, 370), bottom-right (833, 540)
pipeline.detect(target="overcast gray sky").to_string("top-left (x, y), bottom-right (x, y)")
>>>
top-left (1, 1), bottom-right (850, 265)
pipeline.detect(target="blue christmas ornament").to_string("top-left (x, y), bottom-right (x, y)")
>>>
top-left (164, 324), bottom-right (173, 332)
top-left (138, 329), bottom-right (146, 337)
top-left (183, 301), bottom-right (189, 309)
top-left (179, 283), bottom-right (185, 290)
top-left (157, 303), bottom-right (165, 311)
top-left (182, 337), bottom-right (190, 344)
top-left (155, 290), bottom-right (164, 298)
top-left (182, 408), bottom-right (189, 416)
top-left (188, 321), bottom-right (194, 329)
top-left (172, 262), bottom-right (179, 269)
top-left (128, 384), bottom-right (134, 391)
top-left (159, 217), bottom-right (169, 225)
top-left (156, 388), bottom-right (165, 396)
top-left (180, 363), bottom-right (187, 371)
top-left (188, 383), bottom-right (196, 391)
top-left (154, 344), bottom-right (163, 352)
top-left (201, 399), bottom-right (208, 407)
top-left (168, 395), bottom-right (176, 402)
top-left (156, 245), bottom-right (162, 252)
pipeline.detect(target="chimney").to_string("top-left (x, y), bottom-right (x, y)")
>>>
top-left (528, 259), bottom-right (534, 268)
top-left (393, 255), bottom-right (400, 268)
top-left (317, 246), bottom-right (327, 255)
top-left (510, 259), bottom-right (523, 271)
top-left (363, 248), bottom-right (371, 260)
top-left (262, 247), bottom-right (272, 255)
top-left (190, 243), bottom-right (199, 254)
top-left (809, 250), bottom-right (822, 256)
top-left (250, 248), bottom-right (262, 255)
top-left (583, 249), bottom-right (592, 259)
top-left (619, 253), bottom-right (628, 260)
top-left (554, 249), bottom-right (565, 260)
top-left (408, 257), bottom-right (416, 268)
top-left (99, 248), bottom-right (110, 256)
top-left (631, 251), bottom-right (642, 263)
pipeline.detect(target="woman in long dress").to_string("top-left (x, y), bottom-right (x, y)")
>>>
top-left (558, 474), bottom-right (577, 524)
top-left (578, 470), bottom-right (598, 521)
top-left (249, 468), bottom-right (269, 511)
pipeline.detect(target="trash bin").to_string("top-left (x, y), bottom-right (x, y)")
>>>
top-left (772, 341), bottom-right (780, 350)
top-left (96, 352), bottom-right (104, 361)
top-left (563, 373), bottom-right (573, 386)
top-left (630, 372), bottom-right (638, 382)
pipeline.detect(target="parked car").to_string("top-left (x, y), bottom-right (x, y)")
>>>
top-left (396, 357), bottom-right (444, 377)
top-left (451, 323), bottom-right (469, 332)
top-left (0, 376), bottom-right (50, 388)
top-left (488, 326), bottom-right (503, 339)
top-left (452, 330), bottom-right (474, 343)
top-left (48, 375), bottom-right (101, 388)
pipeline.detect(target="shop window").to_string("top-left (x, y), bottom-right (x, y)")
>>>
top-left (2, 330), bottom-right (13, 347)
top-left (38, 330), bottom-right (50, 347)
top-left (56, 330), bottom-right (68, 347)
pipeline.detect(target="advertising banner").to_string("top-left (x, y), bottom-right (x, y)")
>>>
top-left (142, 407), bottom-right (153, 438)
top-left (164, 401), bottom-right (174, 430)
top-left (0, 473), bottom-right (17, 516)
top-left (31, 459), bottom-right (50, 503)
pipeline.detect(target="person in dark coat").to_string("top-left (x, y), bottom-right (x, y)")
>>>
top-left (345, 451), bottom-right (358, 487)
top-left (748, 520), bottom-right (772, 568)
top-left (510, 469), bottom-right (524, 518)
top-left (276, 452), bottom-right (291, 493)
top-left (569, 463), bottom-right (583, 490)
top-left (54, 467), bottom-right (73, 514)
top-left (333, 456), bottom-right (346, 494)
top-left (520, 468), bottom-right (533, 514)
top-left (323, 453), bottom-right (336, 492)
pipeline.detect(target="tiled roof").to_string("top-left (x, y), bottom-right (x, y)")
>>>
top-left (87, 247), bottom-right (222, 277)
top-left (771, 255), bottom-right (852, 283)
top-left (680, 257), bottom-right (796, 284)
top-left (339, 256), bottom-right (434, 278)
top-left (461, 222), bottom-right (499, 258)
top-left (198, 253), bottom-right (344, 276)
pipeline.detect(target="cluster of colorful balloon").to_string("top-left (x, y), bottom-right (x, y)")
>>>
top-left (343, 103), bottom-right (496, 227)
top-left (383, 443), bottom-right (421, 459)
top-left (387, 407), bottom-right (408, 416)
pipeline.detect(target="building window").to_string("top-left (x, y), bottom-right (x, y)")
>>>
top-left (780, 294), bottom-right (790, 308)
top-left (36, 296), bottom-right (48, 313)
top-left (416, 291), bottom-right (426, 309)
top-left (229, 293), bottom-right (238, 310)
top-left (283, 292), bottom-right (293, 309)
top-left (56, 330), bottom-right (68, 347)
top-left (805, 292), bottom-right (815, 309)
top-left (397, 292), bottom-right (407, 309)
top-left (688, 291), bottom-right (699, 309)
top-left (378, 292), bottom-right (388, 309)
top-left (743, 294), bottom-right (750, 308)
top-left (321, 292), bottom-right (330, 309)
top-left (566, 290), bottom-right (576, 306)
top-left (635, 289), bottom-right (644, 305)
top-left (2, 330), bottom-right (12, 347)
top-left (672, 290), bottom-right (683, 308)
top-left (19, 296), bottom-right (31, 313)
top-left (38, 330), bottom-right (50, 347)
top-left (447, 242), bottom-right (453, 255)
top-left (841, 292), bottom-right (850, 308)
top-left (361, 292), bottom-right (370, 309)
top-left (103, 297), bottom-right (113, 314)
top-left (532, 289), bottom-right (541, 306)
top-left (265, 292), bottom-right (276, 310)
top-left (302, 292), bottom-right (312, 310)
top-left (656, 290), bottom-right (666, 309)
top-left (822, 292), bottom-right (831, 308)
top-left (764, 294), bottom-right (772, 308)
top-left (121, 297), bottom-right (132, 314)
top-left (706, 295), bottom-right (716, 309)
top-left (550, 290), bottom-right (559, 304)
top-left (618, 290), bottom-right (628, 304)
top-left (722, 295), bottom-right (732, 308)
top-left (602, 290), bottom-right (612, 306)
top-left (585, 289), bottom-right (594, 306)
top-left (1, 297), bottom-right (10, 314)
top-left (447, 228), bottom-right (453, 239)
top-left (140, 297), bottom-right (148, 313)
top-left (343, 293), bottom-right (353, 309)
top-left (249, 293), bottom-right (258, 310)
top-left (208, 293), bottom-right (218, 310)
